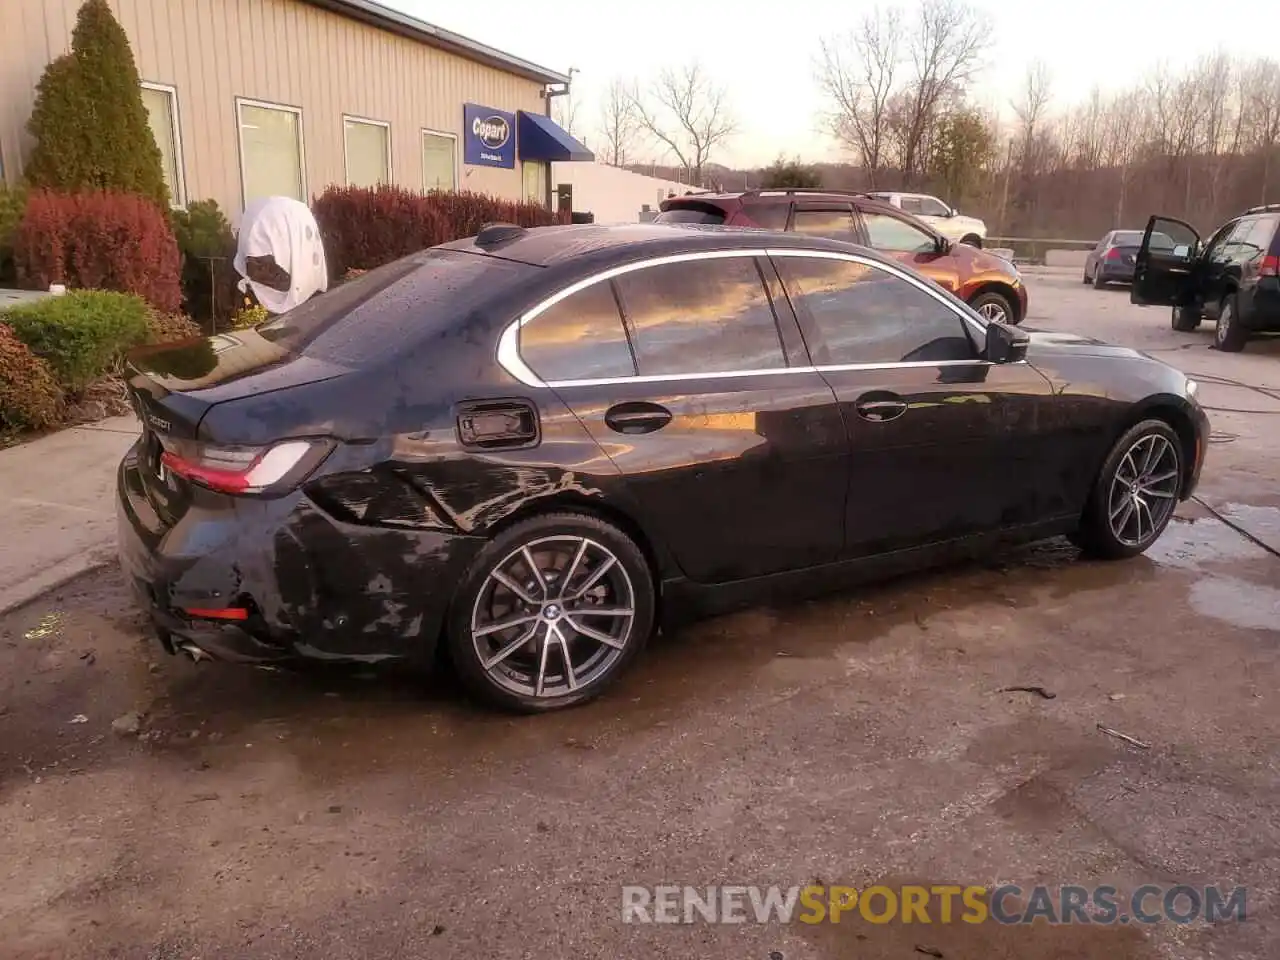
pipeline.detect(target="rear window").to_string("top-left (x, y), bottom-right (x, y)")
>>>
top-left (655, 206), bottom-right (726, 225)
top-left (255, 250), bottom-right (534, 366)
top-left (1111, 231), bottom-right (1143, 246)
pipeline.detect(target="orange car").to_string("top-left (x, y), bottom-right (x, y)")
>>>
top-left (657, 188), bottom-right (1028, 325)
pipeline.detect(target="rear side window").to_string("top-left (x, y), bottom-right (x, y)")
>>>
top-left (1237, 215), bottom-right (1279, 254)
top-left (614, 256), bottom-right (787, 375)
top-left (747, 203), bottom-right (790, 231)
top-left (791, 208), bottom-right (858, 242)
top-left (521, 281), bottom-right (636, 381)
top-left (776, 255), bottom-right (975, 365)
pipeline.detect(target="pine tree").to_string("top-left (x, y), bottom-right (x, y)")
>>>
top-left (25, 0), bottom-right (169, 207)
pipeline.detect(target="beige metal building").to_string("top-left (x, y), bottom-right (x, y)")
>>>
top-left (0, 0), bottom-right (591, 220)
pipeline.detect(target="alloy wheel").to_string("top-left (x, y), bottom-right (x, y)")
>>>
top-left (1216, 302), bottom-right (1232, 345)
top-left (469, 535), bottom-right (636, 699)
top-left (977, 300), bottom-right (1008, 323)
top-left (1106, 433), bottom-right (1180, 548)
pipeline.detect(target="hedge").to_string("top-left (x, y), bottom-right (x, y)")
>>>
top-left (2, 290), bottom-right (151, 391)
top-left (0, 323), bottom-right (64, 433)
top-left (312, 185), bottom-right (566, 279)
top-left (14, 189), bottom-right (182, 312)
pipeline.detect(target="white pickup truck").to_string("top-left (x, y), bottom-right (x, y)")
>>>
top-left (866, 192), bottom-right (988, 247)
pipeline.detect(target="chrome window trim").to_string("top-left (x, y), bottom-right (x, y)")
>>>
top-left (495, 247), bottom-right (1006, 389)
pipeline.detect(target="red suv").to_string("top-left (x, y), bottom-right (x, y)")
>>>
top-left (656, 189), bottom-right (1028, 325)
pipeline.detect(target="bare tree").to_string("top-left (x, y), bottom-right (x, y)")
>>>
top-left (1012, 60), bottom-right (1052, 172)
top-left (816, 7), bottom-right (901, 188)
top-left (551, 93), bottom-right (580, 139)
top-left (630, 62), bottom-right (737, 185)
top-left (1242, 58), bottom-right (1280, 201)
top-left (896, 0), bottom-right (993, 183)
top-left (596, 78), bottom-right (640, 167)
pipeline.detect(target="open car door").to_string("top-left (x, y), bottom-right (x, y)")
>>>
top-left (1131, 215), bottom-right (1200, 306)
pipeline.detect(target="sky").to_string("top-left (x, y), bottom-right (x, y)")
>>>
top-left (399, 0), bottom-right (1277, 169)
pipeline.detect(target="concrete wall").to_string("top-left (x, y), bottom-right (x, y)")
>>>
top-left (1, 0), bottom-right (547, 218)
top-left (550, 162), bottom-right (706, 223)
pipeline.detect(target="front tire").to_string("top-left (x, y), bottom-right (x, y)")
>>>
top-left (1072, 419), bottom-right (1182, 560)
top-left (961, 234), bottom-right (983, 248)
top-left (1214, 293), bottom-right (1247, 352)
top-left (969, 290), bottom-right (1016, 326)
top-left (447, 512), bottom-right (655, 713)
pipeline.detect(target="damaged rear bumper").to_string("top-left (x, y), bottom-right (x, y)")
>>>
top-left (116, 448), bottom-right (485, 667)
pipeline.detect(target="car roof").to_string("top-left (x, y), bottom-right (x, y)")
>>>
top-left (439, 221), bottom-right (896, 272)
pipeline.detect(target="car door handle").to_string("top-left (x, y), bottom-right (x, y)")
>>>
top-left (854, 392), bottom-right (908, 422)
top-left (605, 401), bottom-right (672, 434)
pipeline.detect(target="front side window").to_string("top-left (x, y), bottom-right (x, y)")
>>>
top-left (791, 208), bottom-right (857, 242)
top-left (614, 256), bottom-right (786, 376)
top-left (776, 256), bottom-right (976, 365)
top-left (520, 280), bottom-right (635, 382)
top-left (422, 131), bottom-right (457, 192)
top-left (141, 83), bottom-right (184, 205)
top-left (917, 196), bottom-right (951, 217)
top-left (860, 211), bottom-right (937, 254)
top-left (344, 117), bottom-right (390, 188)
top-left (238, 100), bottom-right (304, 206)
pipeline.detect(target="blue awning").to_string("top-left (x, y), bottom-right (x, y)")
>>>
top-left (517, 111), bottom-right (594, 162)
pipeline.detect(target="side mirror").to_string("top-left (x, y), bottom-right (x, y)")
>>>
top-left (1172, 243), bottom-right (1191, 259)
top-left (984, 320), bottom-right (1029, 363)
top-left (948, 207), bottom-right (958, 218)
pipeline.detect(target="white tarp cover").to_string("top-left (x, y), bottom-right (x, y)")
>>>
top-left (233, 196), bottom-right (329, 314)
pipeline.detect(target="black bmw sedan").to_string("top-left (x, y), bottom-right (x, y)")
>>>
top-left (117, 222), bottom-right (1208, 712)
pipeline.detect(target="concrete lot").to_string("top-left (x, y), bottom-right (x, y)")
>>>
top-left (1, 270), bottom-right (1278, 960)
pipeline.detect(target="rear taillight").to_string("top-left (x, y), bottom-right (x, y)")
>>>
top-left (1106, 248), bottom-right (1123, 261)
top-left (159, 438), bottom-right (333, 495)
top-left (1260, 254), bottom-right (1279, 277)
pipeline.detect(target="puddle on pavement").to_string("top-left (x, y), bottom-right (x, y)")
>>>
top-left (1144, 515), bottom-right (1269, 570)
top-left (1217, 502), bottom-right (1280, 547)
top-left (1188, 576), bottom-right (1280, 632)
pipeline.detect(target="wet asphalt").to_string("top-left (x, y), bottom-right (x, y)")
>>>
top-left (1, 272), bottom-right (1278, 960)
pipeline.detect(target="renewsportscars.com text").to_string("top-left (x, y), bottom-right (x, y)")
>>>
top-left (620, 884), bottom-right (1247, 925)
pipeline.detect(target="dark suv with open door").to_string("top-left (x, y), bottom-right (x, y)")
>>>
top-left (1132, 207), bottom-right (1280, 351)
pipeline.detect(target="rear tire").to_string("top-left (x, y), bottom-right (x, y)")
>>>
top-left (1072, 419), bottom-right (1182, 561)
top-left (969, 290), bottom-right (1017, 326)
top-left (1214, 293), bottom-right (1247, 352)
top-left (1092, 271), bottom-right (1108, 289)
top-left (446, 512), bottom-right (655, 713)
top-left (1171, 304), bottom-right (1200, 332)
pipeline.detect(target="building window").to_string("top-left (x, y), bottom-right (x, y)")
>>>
top-left (344, 116), bottom-right (390, 188)
top-left (141, 82), bottom-right (184, 206)
top-left (422, 130), bottom-right (456, 192)
top-left (522, 160), bottom-right (546, 206)
top-left (237, 98), bottom-right (305, 208)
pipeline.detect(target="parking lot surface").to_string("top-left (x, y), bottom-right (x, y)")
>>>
top-left (2, 270), bottom-right (1278, 960)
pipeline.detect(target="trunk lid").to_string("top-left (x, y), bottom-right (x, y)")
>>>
top-left (125, 331), bottom-right (349, 525)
